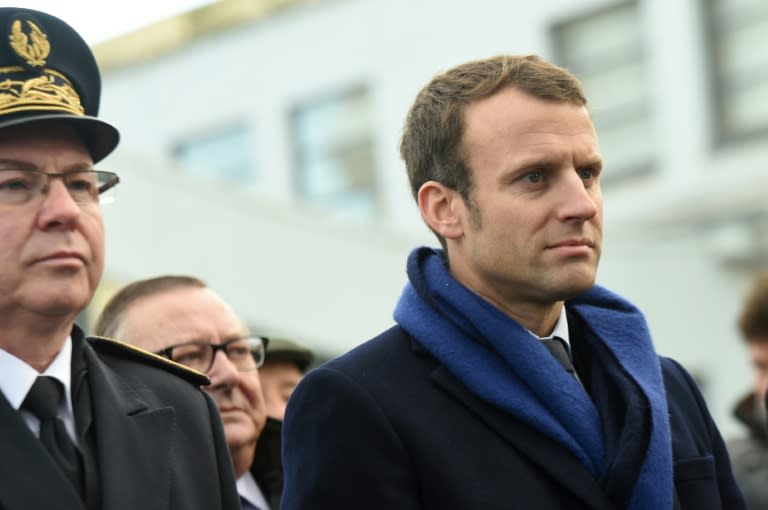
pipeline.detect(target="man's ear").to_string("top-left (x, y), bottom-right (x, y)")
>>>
top-left (417, 181), bottom-right (465, 240)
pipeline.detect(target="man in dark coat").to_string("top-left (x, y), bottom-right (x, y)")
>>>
top-left (281, 54), bottom-right (745, 510)
top-left (250, 338), bottom-right (316, 510)
top-left (727, 272), bottom-right (768, 509)
top-left (0, 8), bottom-right (239, 509)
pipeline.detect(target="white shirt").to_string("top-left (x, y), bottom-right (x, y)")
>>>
top-left (528, 305), bottom-right (571, 347)
top-left (237, 470), bottom-right (270, 510)
top-left (0, 337), bottom-right (78, 443)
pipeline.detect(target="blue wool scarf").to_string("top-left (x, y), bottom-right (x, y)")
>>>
top-left (393, 247), bottom-right (673, 510)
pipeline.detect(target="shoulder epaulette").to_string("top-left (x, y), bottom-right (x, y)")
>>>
top-left (87, 336), bottom-right (210, 386)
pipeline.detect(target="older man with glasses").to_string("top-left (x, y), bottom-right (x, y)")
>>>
top-left (0, 7), bottom-right (239, 510)
top-left (94, 275), bottom-right (272, 510)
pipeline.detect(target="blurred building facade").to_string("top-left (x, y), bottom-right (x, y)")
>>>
top-left (87, 0), bottom-right (768, 435)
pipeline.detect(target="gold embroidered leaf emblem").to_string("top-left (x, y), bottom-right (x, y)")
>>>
top-left (9, 19), bottom-right (50, 68)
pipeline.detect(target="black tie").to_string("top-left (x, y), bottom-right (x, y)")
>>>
top-left (22, 376), bottom-right (84, 494)
top-left (541, 337), bottom-right (576, 375)
top-left (240, 495), bottom-right (261, 510)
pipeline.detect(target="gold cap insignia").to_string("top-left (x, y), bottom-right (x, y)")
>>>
top-left (0, 15), bottom-right (83, 117)
top-left (9, 19), bottom-right (50, 69)
top-left (0, 8), bottom-right (119, 162)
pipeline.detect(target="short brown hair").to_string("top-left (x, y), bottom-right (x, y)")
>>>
top-left (94, 275), bottom-right (206, 338)
top-left (399, 54), bottom-right (587, 248)
top-left (738, 272), bottom-right (768, 342)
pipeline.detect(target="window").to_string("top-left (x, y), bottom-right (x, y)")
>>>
top-left (173, 123), bottom-right (255, 185)
top-left (704, 0), bottom-right (768, 145)
top-left (552, 1), bottom-right (654, 182)
top-left (291, 85), bottom-right (377, 220)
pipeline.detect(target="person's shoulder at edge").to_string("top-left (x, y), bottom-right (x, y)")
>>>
top-left (87, 335), bottom-right (210, 386)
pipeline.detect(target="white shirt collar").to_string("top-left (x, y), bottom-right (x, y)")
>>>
top-left (0, 337), bottom-right (76, 439)
top-left (237, 470), bottom-right (270, 510)
top-left (529, 305), bottom-right (571, 347)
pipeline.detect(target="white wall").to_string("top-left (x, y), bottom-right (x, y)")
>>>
top-left (99, 148), bottom-right (434, 351)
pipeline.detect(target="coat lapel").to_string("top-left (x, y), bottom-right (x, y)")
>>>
top-left (0, 392), bottom-right (86, 510)
top-left (83, 344), bottom-right (175, 510)
top-left (431, 365), bottom-right (615, 510)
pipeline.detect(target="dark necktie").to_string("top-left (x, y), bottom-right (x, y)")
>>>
top-left (22, 376), bottom-right (84, 495)
top-left (541, 337), bottom-right (576, 375)
top-left (240, 495), bottom-right (261, 510)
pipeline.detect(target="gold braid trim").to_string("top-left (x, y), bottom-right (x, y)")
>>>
top-left (0, 66), bottom-right (84, 116)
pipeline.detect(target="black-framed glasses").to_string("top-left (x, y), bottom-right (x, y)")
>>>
top-left (0, 168), bottom-right (120, 206)
top-left (154, 336), bottom-right (268, 373)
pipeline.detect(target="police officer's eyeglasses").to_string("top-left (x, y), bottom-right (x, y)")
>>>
top-left (154, 336), bottom-right (268, 374)
top-left (0, 168), bottom-right (120, 206)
